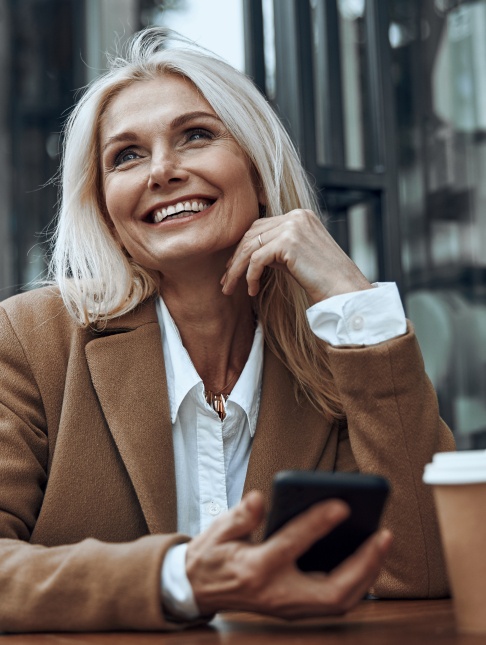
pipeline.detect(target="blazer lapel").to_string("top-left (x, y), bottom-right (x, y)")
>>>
top-left (85, 302), bottom-right (333, 540)
top-left (244, 346), bottom-right (333, 541)
top-left (85, 300), bottom-right (177, 535)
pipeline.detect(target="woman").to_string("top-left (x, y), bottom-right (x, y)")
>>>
top-left (0, 28), bottom-right (454, 632)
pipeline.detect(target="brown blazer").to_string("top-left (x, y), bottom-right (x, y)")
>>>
top-left (0, 287), bottom-right (455, 632)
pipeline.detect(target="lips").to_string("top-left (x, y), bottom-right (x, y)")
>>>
top-left (146, 199), bottom-right (214, 223)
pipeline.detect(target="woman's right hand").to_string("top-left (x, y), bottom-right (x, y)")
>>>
top-left (185, 490), bottom-right (392, 619)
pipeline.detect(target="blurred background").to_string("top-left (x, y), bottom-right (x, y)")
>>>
top-left (1, 0), bottom-right (486, 447)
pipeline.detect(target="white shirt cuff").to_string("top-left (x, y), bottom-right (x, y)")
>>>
top-left (161, 543), bottom-right (200, 620)
top-left (306, 282), bottom-right (407, 346)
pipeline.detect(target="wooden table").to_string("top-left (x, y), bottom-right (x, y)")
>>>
top-left (0, 599), bottom-right (484, 644)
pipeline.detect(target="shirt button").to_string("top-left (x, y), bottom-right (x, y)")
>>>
top-left (207, 502), bottom-right (221, 516)
top-left (351, 315), bottom-right (364, 331)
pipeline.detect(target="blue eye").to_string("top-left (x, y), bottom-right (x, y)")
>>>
top-left (187, 128), bottom-right (213, 142)
top-left (114, 148), bottom-right (140, 166)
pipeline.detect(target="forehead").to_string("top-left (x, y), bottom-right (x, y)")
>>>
top-left (100, 74), bottom-right (216, 138)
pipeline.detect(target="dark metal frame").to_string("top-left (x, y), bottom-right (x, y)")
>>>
top-left (243, 0), bottom-right (403, 291)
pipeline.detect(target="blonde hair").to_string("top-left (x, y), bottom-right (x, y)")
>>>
top-left (50, 27), bottom-right (342, 419)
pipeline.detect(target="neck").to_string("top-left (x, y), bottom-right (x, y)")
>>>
top-left (158, 263), bottom-right (256, 393)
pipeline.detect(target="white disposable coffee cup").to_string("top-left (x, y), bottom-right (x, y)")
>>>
top-left (424, 451), bottom-right (486, 634)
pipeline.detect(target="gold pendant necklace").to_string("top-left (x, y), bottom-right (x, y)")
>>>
top-left (204, 370), bottom-right (239, 421)
top-left (204, 391), bottom-right (229, 420)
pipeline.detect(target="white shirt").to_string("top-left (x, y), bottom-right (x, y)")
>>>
top-left (158, 283), bottom-right (406, 619)
top-left (157, 296), bottom-right (264, 537)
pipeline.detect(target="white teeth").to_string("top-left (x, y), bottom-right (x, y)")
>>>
top-left (151, 200), bottom-right (212, 223)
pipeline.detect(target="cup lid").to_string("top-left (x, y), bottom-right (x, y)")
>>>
top-left (423, 450), bottom-right (486, 484)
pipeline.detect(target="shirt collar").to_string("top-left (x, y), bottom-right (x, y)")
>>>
top-left (156, 296), bottom-right (263, 436)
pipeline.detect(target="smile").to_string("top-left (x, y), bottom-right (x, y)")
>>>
top-left (150, 199), bottom-right (214, 223)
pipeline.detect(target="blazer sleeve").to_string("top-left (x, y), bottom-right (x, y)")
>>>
top-left (0, 305), bottom-right (197, 633)
top-left (326, 323), bottom-right (456, 599)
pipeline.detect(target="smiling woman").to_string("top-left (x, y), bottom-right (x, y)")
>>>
top-left (100, 76), bottom-right (262, 276)
top-left (0, 27), bottom-right (455, 633)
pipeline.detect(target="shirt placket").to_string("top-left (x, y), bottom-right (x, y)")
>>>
top-left (196, 402), bottom-right (229, 533)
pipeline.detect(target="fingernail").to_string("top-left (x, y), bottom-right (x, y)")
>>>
top-left (377, 529), bottom-right (392, 548)
top-left (220, 272), bottom-right (227, 285)
top-left (327, 499), bottom-right (350, 520)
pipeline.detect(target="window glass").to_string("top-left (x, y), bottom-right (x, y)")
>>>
top-left (337, 0), bottom-right (367, 169)
top-left (310, 0), bottom-right (370, 169)
top-left (149, 0), bottom-right (245, 71)
top-left (392, 0), bottom-right (486, 446)
top-left (323, 191), bottom-right (379, 284)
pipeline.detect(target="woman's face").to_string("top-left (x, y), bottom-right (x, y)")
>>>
top-left (99, 74), bottom-right (263, 274)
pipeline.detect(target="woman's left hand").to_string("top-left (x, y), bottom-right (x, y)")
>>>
top-left (221, 209), bottom-right (372, 305)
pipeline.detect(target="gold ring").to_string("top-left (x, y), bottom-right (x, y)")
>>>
top-left (258, 233), bottom-right (263, 248)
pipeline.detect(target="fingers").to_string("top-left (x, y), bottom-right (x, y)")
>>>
top-left (259, 500), bottom-right (350, 569)
top-left (335, 528), bottom-right (393, 580)
top-left (257, 506), bottom-right (391, 617)
top-left (221, 208), bottom-right (372, 302)
top-left (322, 529), bottom-right (393, 610)
top-left (267, 528), bottom-right (393, 619)
top-left (222, 219), bottom-right (286, 296)
top-left (187, 493), bottom-right (393, 619)
top-left (245, 240), bottom-right (281, 297)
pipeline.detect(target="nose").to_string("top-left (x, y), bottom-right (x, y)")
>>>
top-left (147, 149), bottom-right (189, 190)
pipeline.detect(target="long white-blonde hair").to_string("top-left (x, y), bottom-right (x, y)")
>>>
top-left (50, 27), bottom-right (342, 419)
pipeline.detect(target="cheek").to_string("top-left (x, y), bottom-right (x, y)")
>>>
top-left (101, 185), bottom-right (133, 249)
top-left (103, 177), bottom-right (135, 228)
top-left (104, 168), bottom-right (146, 220)
top-left (217, 156), bottom-right (260, 206)
top-left (104, 180), bottom-right (124, 217)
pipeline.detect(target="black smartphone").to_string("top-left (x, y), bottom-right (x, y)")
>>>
top-left (264, 470), bottom-right (390, 573)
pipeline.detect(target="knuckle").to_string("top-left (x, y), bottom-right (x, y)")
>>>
top-left (280, 228), bottom-right (297, 251)
top-left (293, 208), bottom-right (310, 219)
top-left (282, 217), bottom-right (306, 243)
top-left (281, 225), bottom-right (294, 240)
top-left (296, 208), bottom-right (317, 226)
top-left (278, 535), bottom-right (295, 562)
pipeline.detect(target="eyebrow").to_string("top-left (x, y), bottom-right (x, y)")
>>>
top-left (101, 111), bottom-right (222, 153)
top-left (170, 111), bottom-right (221, 129)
